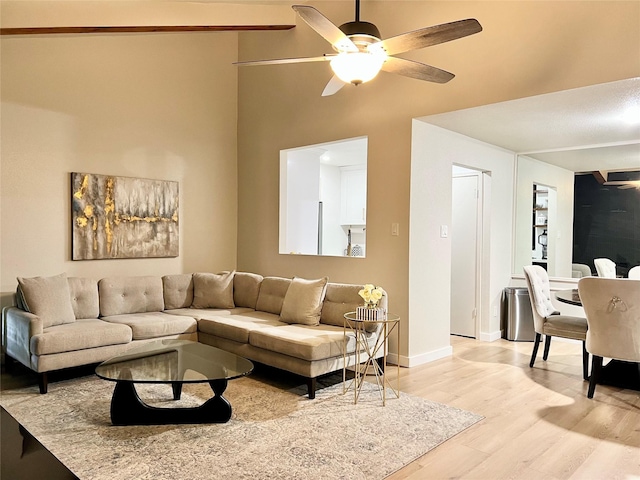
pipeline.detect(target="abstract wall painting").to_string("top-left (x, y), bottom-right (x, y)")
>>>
top-left (71, 172), bottom-right (179, 260)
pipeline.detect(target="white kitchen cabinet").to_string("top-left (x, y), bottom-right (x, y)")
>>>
top-left (340, 167), bottom-right (366, 225)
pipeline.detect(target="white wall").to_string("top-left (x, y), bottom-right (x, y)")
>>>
top-left (0, 32), bottom-right (239, 305)
top-left (514, 155), bottom-right (575, 278)
top-left (408, 122), bottom-right (515, 365)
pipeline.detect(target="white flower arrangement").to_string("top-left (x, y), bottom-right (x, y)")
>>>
top-left (358, 284), bottom-right (384, 308)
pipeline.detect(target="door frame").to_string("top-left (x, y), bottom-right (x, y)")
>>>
top-left (451, 165), bottom-right (487, 340)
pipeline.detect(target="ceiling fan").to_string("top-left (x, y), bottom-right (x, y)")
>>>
top-left (235, 1), bottom-right (483, 96)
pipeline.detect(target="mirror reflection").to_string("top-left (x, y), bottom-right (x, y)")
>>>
top-left (279, 137), bottom-right (367, 257)
top-left (514, 156), bottom-right (573, 278)
top-left (514, 156), bottom-right (640, 278)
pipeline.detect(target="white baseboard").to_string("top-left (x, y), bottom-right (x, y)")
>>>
top-left (479, 330), bottom-right (503, 342)
top-left (387, 345), bottom-right (452, 368)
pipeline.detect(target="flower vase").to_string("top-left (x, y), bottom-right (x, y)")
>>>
top-left (356, 304), bottom-right (386, 320)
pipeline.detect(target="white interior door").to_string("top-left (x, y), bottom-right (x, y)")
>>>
top-left (451, 174), bottom-right (479, 338)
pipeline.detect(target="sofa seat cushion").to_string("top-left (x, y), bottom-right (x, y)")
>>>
top-left (165, 307), bottom-right (255, 319)
top-left (30, 319), bottom-right (132, 356)
top-left (198, 312), bottom-right (285, 344)
top-left (101, 312), bottom-right (197, 340)
top-left (248, 324), bottom-right (374, 361)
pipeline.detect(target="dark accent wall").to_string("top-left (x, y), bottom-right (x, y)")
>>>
top-left (573, 174), bottom-right (640, 276)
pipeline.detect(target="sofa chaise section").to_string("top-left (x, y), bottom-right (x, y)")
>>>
top-left (197, 278), bottom-right (386, 398)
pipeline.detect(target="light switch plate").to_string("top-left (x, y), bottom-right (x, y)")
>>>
top-left (391, 223), bottom-right (399, 236)
top-left (440, 225), bottom-right (448, 238)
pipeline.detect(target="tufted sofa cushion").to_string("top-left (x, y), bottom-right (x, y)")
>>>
top-left (320, 283), bottom-right (365, 328)
top-left (68, 277), bottom-right (100, 319)
top-left (98, 276), bottom-right (164, 317)
top-left (255, 277), bottom-right (291, 315)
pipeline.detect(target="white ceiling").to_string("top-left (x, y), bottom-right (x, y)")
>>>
top-left (419, 77), bottom-right (640, 173)
top-left (287, 136), bottom-right (367, 167)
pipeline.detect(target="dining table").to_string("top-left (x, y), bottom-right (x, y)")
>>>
top-left (555, 288), bottom-right (640, 392)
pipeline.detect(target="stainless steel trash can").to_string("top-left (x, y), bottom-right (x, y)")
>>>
top-left (503, 287), bottom-right (535, 341)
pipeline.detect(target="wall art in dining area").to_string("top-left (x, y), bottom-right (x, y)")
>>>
top-left (71, 172), bottom-right (179, 260)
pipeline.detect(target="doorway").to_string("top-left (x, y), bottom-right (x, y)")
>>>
top-left (451, 166), bottom-right (483, 338)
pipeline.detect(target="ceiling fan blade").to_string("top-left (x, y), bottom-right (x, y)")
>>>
top-left (381, 56), bottom-right (454, 83)
top-left (322, 75), bottom-right (346, 97)
top-left (372, 18), bottom-right (482, 56)
top-left (234, 55), bottom-right (333, 67)
top-left (292, 5), bottom-right (358, 53)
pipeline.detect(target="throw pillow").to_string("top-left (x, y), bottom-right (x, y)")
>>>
top-left (192, 271), bottom-right (235, 309)
top-left (162, 274), bottom-right (194, 310)
top-left (280, 276), bottom-right (329, 326)
top-left (16, 273), bottom-right (76, 328)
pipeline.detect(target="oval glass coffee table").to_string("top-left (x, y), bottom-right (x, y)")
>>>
top-left (96, 340), bottom-right (253, 426)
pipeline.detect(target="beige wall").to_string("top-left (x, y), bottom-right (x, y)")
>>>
top-left (236, 1), bottom-right (640, 362)
top-left (1, 0), bottom-right (638, 364)
top-left (0, 32), bottom-right (240, 305)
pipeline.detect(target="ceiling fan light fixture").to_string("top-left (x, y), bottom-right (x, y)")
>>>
top-left (330, 51), bottom-right (386, 86)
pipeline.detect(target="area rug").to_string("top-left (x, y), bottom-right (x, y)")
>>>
top-left (0, 374), bottom-right (482, 480)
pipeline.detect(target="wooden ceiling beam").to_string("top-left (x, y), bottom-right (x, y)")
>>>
top-left (0, 25), bottom-right (295, 36)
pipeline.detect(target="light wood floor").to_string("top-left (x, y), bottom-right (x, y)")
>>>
top-left (2, 336), bottom-right (639, 479)
top-left (388, 336), bottom-right (640, 480)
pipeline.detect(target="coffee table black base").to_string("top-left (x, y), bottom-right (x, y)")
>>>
top-left (110, 379), bottom-right (232, 426)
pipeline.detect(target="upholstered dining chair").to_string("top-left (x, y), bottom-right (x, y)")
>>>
top-left (578, 277), bottom-right (640, 398)
top-left (523, 265), bottom-right (589, 379)
top-left (572, 263), bottom-right (592, 278)
top-left (594, 258), bottom-right (616, 278)
top-left (628, 266), bottom-right (640, 280)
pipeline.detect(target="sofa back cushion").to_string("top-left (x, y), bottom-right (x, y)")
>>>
top-left (192, 272), bottom-right (235, 309)
top-left (68, 277), bottom-right (100, 319)
top-left (233, 272), bottom-right (263, 309)
top-left (280, 276), bottom-right (328, 326)
top-left (321, 283), bottom-right (388, 332)
top-left (98, 276), bottom-right (164, 317)
top-left (16, 273), bottom-right (76, 327)
top-left (162, 274), bottom-right (194, 310)
top-left (320, 283), bottom-right (366, 328)
top-left (255, 276), bottom-right (291, 315)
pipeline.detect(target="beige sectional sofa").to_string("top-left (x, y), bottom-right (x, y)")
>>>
top-left (2, 271), bottom-right (386, 399)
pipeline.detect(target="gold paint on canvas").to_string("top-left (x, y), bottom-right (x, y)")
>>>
top-left (71, 172), bottom-right (179, 260)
